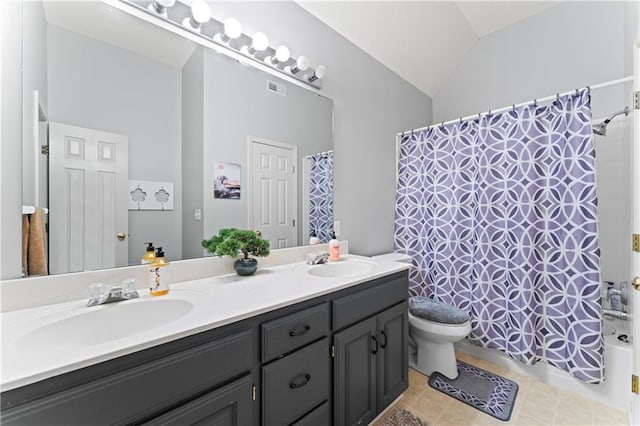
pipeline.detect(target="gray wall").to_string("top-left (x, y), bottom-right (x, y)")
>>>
top-left (46, 25), bottom-right (183, 264)
top-left (434, 1), bottom-right (635, 122)
top-left (21, 0), bottom-right (47, 208)
top-left (1, 0), bottom-right (24, 280)
top-left (181, 49), bottom-right (204, 260)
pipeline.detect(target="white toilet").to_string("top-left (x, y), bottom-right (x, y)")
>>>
top-left (408, 297), bottom-right (471, 379)
top-left (371, 253), bottom-right (471, 380)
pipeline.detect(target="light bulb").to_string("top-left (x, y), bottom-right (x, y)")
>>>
top-left (252, 32), bottom-right (269, 52)
top-left (308, 65), bottom-right (327, 83)
top-left (182, 0), bottom-right (211, 31)
top-left (224, 18), bottom-right (242, 39)
top-left (287, 55), bottom-right (309, 75)
top-left (275, 45), bottom-right (290, 62)
top-left (148, 0), bottom-right (175, 17)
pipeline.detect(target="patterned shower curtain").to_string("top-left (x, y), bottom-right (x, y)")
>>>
top-left (394, 89), bottom-right (604, 383)
top-left (309, 150), bottom-right (334, 243)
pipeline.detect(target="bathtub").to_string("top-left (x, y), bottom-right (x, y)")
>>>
top-left (455, 328), bottom-right (632, 412)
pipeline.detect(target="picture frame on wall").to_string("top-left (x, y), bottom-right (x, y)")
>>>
top-left (214, 161), bottom-right (241, 199)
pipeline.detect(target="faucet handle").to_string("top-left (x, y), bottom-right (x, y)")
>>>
top-left (88, 282), bottom-right (106, 299)
top-left (121, 278), bottom-right (138, 295)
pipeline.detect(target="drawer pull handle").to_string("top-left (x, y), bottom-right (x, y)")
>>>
top-left (289, 373), bottom-right (311, 389)
top-left (289, 325), bottom-right (311, 337)
top-left (371, 336), bottom-right (379, 354)
top-left (380, 330), bottom-right (388, 349)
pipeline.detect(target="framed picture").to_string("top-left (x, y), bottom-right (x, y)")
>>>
top-left (214, 161), bottom-right (241, 199)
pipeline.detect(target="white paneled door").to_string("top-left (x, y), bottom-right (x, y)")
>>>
top-left (49, 122), bottom-right (128, 274)
top-left (249, 137), bottom-right (297, 249)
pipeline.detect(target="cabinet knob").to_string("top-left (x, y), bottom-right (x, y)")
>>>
top-left (117, 232), bottom-right (126, 241)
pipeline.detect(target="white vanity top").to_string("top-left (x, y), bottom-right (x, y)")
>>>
top-left (1, 254), bottom-right (410, 391)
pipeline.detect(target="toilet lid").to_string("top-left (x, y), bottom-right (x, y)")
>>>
top-left (409, 296), bottom-right (469, 324)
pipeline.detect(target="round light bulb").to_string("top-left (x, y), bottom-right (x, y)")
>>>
top-left (191, 0), bottom-right (211, 24)
top-left (224, 18), bottom-right (242, 39)
top-left (296, 56), bottom-right (310, 72)
top-left (315, 65), bottom-right (327, 79)
top-left (252, 32), bottom-right (269, 52)
top-left (275, 45), bottom-right (290, 62)
top-left (157, 0), bottom-right (175, 7)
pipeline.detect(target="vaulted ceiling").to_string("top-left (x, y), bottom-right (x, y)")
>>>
top-left (296, 1), bottom-right (561, 98)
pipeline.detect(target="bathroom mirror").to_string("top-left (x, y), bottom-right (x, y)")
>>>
top-left (20, 0), bottom-right (334, 276)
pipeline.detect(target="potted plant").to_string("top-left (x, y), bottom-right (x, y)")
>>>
top-left (201, 228), bottom-right (270, 276)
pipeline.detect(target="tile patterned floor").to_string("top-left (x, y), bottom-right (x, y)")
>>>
top-left (374, 351), bottom-right (629, 426)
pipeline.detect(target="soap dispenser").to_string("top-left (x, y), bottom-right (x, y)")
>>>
top-left (329, 231), bottom-right (340, 261)
top-left (149, 247), bottom-right (170, 296)
top-left (141, 242), bottom-right (155, 264)
top-left (309, 230), bottom-right (320, 245)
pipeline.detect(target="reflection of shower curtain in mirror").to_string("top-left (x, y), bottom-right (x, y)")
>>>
top-left (308, 151), bottom-right (334, 243)
top-left (394, 89), bottom-right (604, 383)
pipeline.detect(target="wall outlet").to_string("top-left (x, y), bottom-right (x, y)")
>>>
top-left (194, 208), bottom-right (201, 221)
top-left (333, 220), bottom-right (341, 237)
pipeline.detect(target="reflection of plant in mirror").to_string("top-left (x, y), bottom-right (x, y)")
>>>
top-left (201, 228), bottom-right (270, 260)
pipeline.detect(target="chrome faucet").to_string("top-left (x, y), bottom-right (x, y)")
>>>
top-left (87, 280), bottom-right (139, 307)
top-left (307, 252), bottom-right (330, 265)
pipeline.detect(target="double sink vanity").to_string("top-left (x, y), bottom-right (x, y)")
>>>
top-left (1, 247), bottom-right (410, 425)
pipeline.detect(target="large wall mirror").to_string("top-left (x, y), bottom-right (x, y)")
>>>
top-left (20, 0), bottom-right (334, 277)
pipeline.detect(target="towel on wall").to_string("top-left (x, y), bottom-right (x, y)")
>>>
top-left (27, 207), bottom-right (48, 276)
top-left (22, 214), bottom-right (30, 277)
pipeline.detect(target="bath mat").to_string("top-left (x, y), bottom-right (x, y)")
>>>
top-left (428, 361), bottom-right (518, 421)
top-left (380, 408), bottom-right (428, 426)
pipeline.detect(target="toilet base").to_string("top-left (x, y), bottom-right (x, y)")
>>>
top-left (412, 339), bottom-right (459, 380)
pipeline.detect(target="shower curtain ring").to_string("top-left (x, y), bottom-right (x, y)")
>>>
top-left (556, 93), bottom-right (560, 102)
top-left (575, 88), bottom-right (579, 96)
top-left (440, 121), bottom-right (445, 128)
top-left (587, 86), bottom-right (591, 95)
top-left (459, 117), bottom-right (463, 124)
top-left (512, 104), bottom-right (515, 112)
top-left (533, 99), bottom-right (537, 107)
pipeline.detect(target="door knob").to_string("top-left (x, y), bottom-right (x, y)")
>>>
top-left (117, 232), bottom-right (126, 241)
top-left (632, 276), bottom-right (640, 291)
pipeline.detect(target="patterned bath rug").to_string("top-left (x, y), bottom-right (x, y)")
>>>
top-left (380, 408), bottom-right (428, 426)
top-left (428, 360), bottom-right (518, 421)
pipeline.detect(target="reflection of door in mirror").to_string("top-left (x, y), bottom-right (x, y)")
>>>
top-left (249, 138), bottom-right (297, 249)
top-left (49, 122), bottom-right (128, 274)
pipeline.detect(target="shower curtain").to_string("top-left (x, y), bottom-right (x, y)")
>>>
top-left (394, 89), bottom-right (604, 383)
top-left (308, 150), bottom-right (334, 243)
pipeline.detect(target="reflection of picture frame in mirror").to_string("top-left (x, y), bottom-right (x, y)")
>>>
top-left (214, 162), bottom-right (241, 200)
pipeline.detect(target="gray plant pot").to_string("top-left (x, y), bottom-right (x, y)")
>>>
top-left (234, 258), bottom-right (258, 276)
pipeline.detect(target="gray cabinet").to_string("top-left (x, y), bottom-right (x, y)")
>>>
top-left (333, 301), bottom-right (408, 426)
top-left (1, 271), bottom-right (409, 426)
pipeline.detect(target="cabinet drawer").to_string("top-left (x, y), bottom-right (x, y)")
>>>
top-left (262, 338), bottom-right (329, 425)
top-left (1, 329), bottom-right (253, 426)
top-left (143, 375), bottom-right (253, 426)
top-left (261, 302), bottom-right (329, 362)
top-left (291, 401), bottom-right (330, 426)
top-left (333, 274), bottom-right (408, 331)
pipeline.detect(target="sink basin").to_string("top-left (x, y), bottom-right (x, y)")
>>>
top-left (16, 298), bottom-right (194, 350)
top-left (307, 260), bottom-right (376, 278)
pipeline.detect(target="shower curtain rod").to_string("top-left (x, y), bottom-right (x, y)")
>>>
top-left (304, 149), bottom-right (333, 159)
top-left (398, 75), bottom-right (633, 136)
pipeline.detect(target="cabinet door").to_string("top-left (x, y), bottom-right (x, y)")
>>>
top-left (376, 302), bottom-right (408, 410)
top-left (333, 316), bottom-right (377, 426)
top-left (143, 375), bottom-right (253, 426)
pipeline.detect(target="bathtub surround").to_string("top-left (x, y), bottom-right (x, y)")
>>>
top-left (395, 89), bottom-right (603, 383)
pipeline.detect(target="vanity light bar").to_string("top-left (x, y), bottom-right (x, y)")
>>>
top-left (115, 0), bottom-right (326, 91)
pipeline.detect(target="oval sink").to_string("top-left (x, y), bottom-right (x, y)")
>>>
top-left (16, 299), bottom-right (193, 350)
top-left (307, 260), bottom-right (376, 278)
